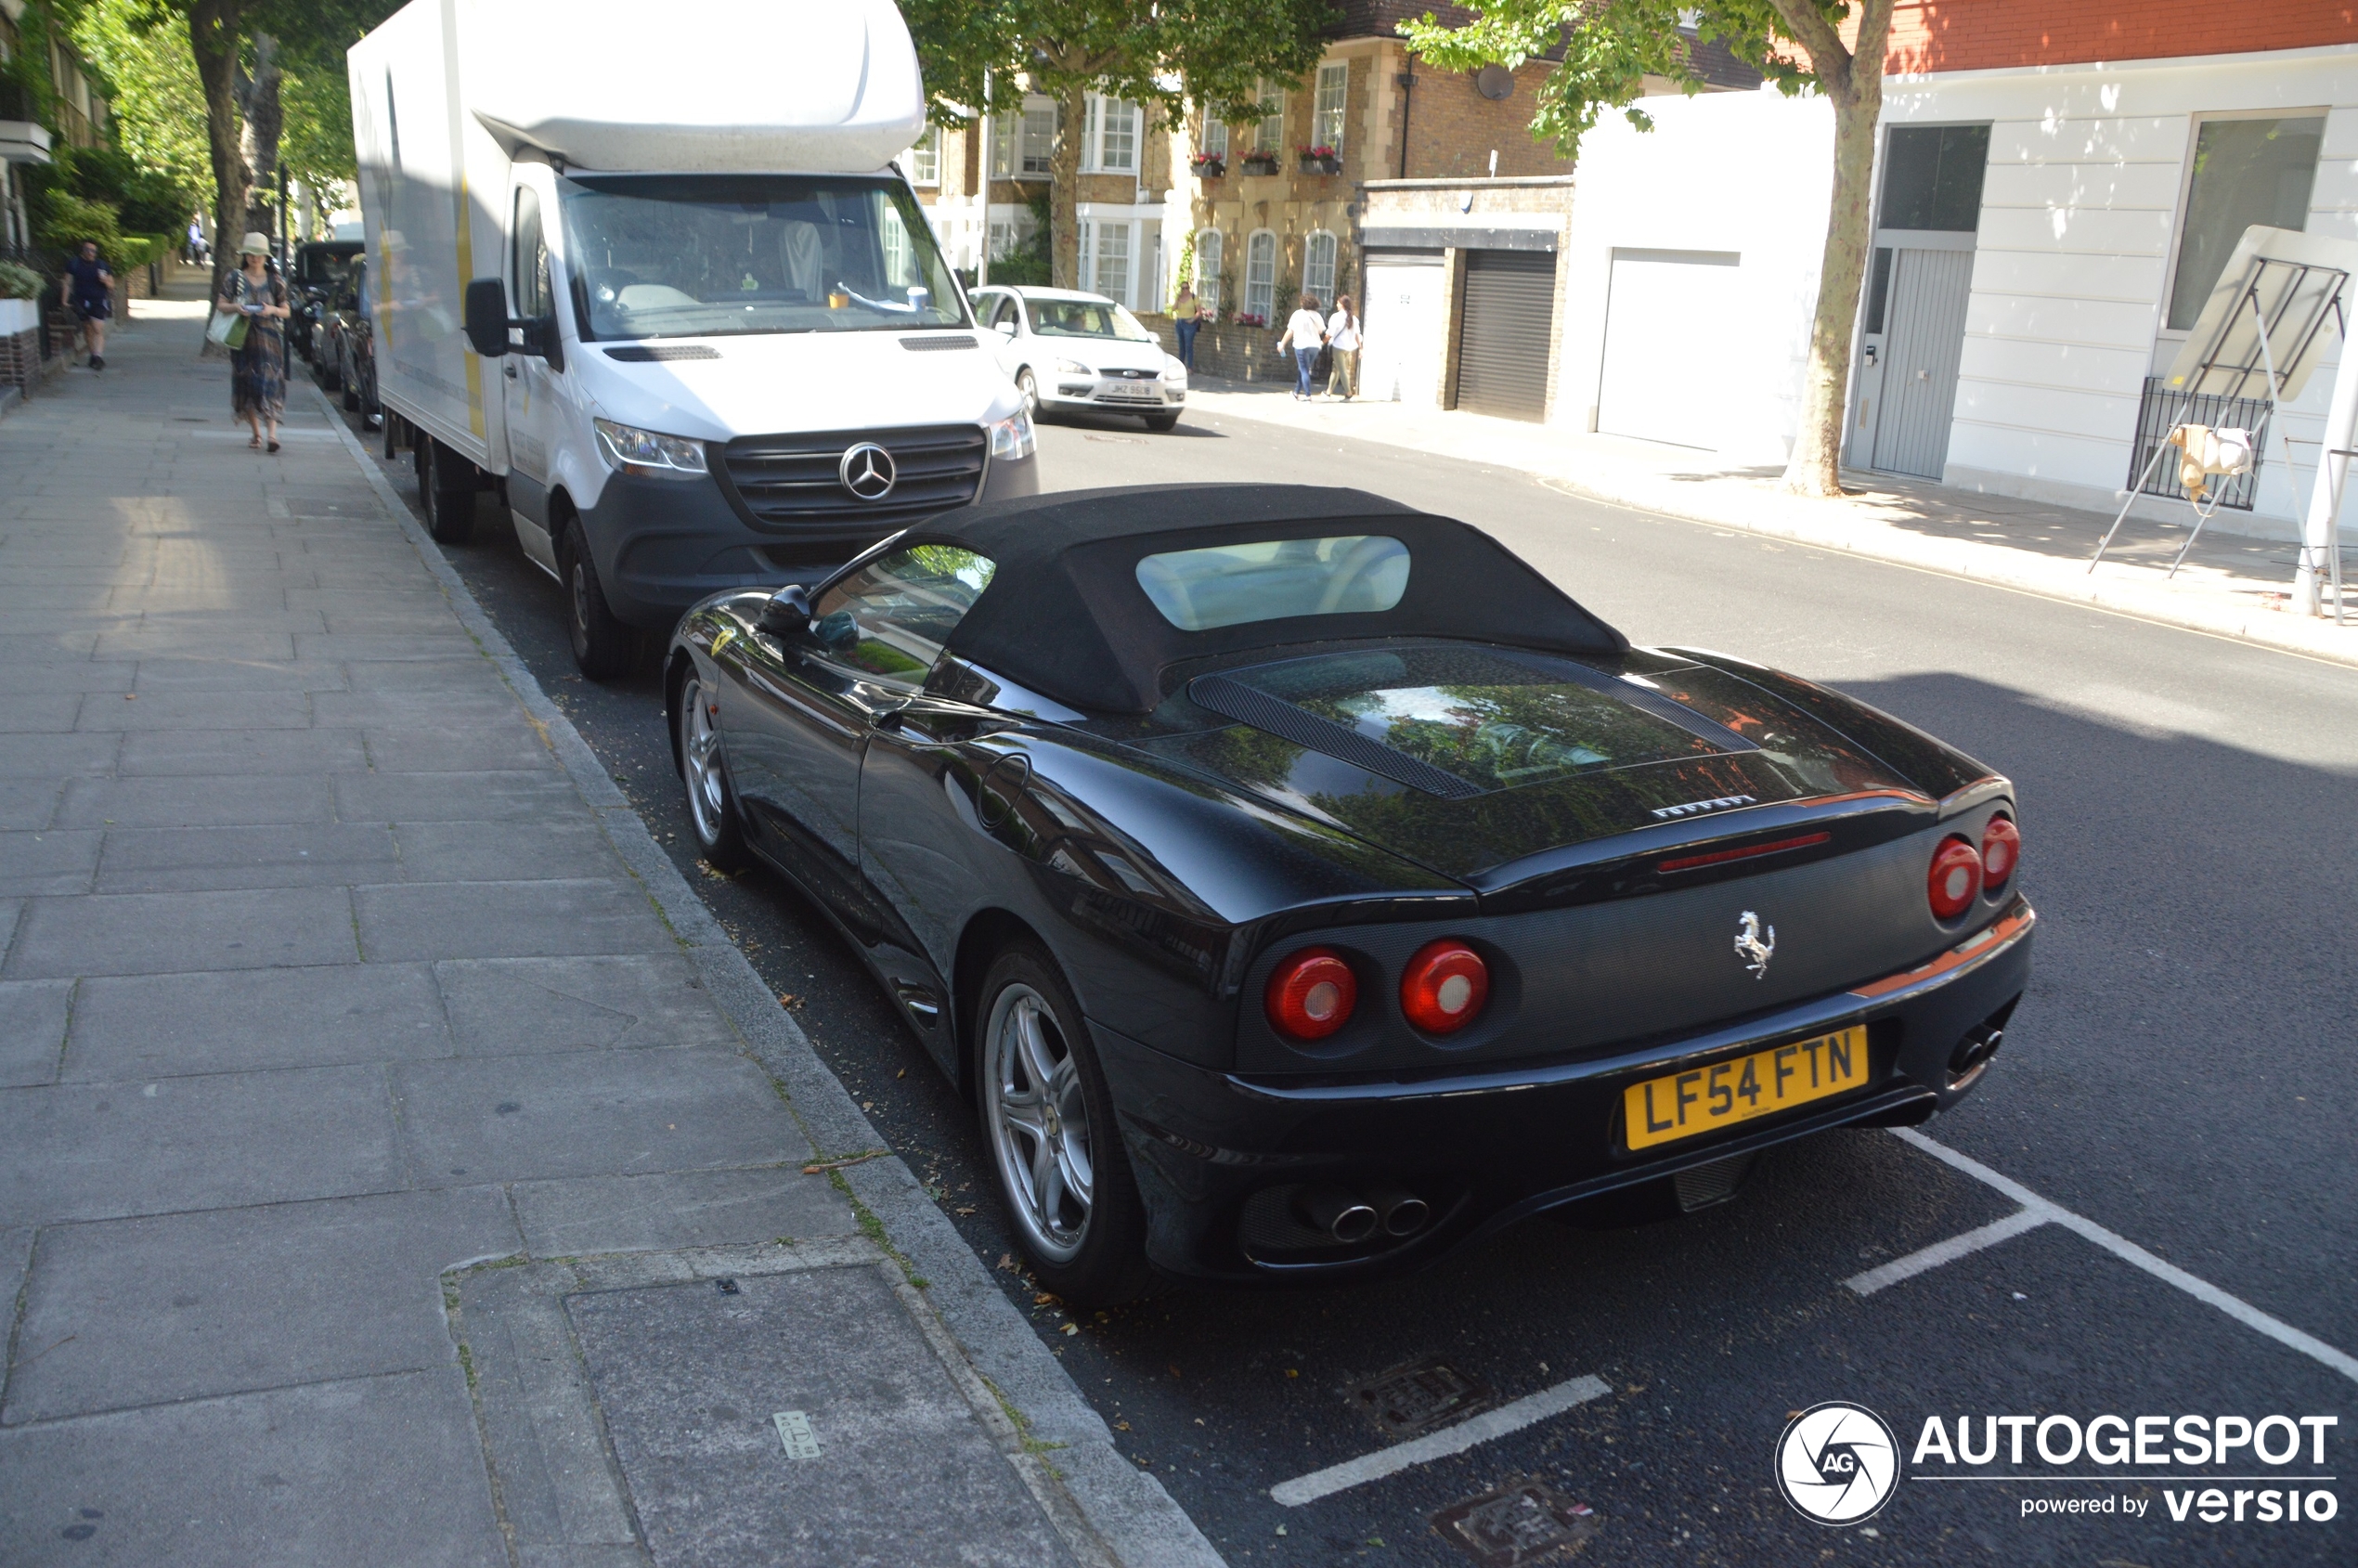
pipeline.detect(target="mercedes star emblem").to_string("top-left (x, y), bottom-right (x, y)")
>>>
top-left (838, 442), bottom-right (898, 501)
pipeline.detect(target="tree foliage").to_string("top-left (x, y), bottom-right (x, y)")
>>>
top-left (1398, 0), bottom-right (1896, 497)
top-left (903, 0), bottom-right (1334, 289)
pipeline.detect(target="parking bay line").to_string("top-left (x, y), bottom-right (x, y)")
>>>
top-left (1858, 1129), bottom-right (2358, 1388)
top-left (1269, 1374), bottom-right (1613, 1508)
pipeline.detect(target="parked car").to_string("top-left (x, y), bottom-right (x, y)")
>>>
top-left (289, 239), bottom-right (364, 364)
top-left (666, 485), bottom-right (2034, 1304)
top-left (969, 285), bottom-right (1186, 431)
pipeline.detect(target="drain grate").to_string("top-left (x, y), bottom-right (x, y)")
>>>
top-left (1349, 1357), bottom-right (1497, 1440)
top-left (1432, 1476), bottom-right (1599, 1565)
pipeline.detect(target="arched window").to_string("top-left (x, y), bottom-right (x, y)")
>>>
top-left (1244, 229), bottom-right (1276, 322)
top-left (1302, 230), bottom-right (1338, 305)
top-left (1195, 228), bottom-right (1224, 313)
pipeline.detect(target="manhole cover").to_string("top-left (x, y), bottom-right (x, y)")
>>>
top-left (1432, 1476), bottom-right (1598, 1566)
top-left (1349, 1357), bottom-right (1496, 1440)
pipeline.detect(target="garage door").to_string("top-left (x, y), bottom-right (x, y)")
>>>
top-left (1360, 253), bottom-right (1445, 406)
top-left (1453, 250), bottom-right (1556, 422)
top-left (1596, 250), bottom-right (1738, 449)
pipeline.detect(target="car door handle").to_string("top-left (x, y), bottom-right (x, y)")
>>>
top-left (503, 363), bottom-right (519, 380)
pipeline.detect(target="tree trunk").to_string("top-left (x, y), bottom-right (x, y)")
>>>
top-left (237, 33), bottom-right (283, 243)
top-left (1776, 0), bottom-right (1892, 499)
top-left (188, 0), bottom-right (247, 351)
top-left (1049, 78), bottom-right (1086, 290)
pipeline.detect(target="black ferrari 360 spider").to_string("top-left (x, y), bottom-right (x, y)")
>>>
top-left (667, 486), bottom-right (2032, 1302)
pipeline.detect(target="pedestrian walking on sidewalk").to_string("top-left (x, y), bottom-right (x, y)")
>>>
top-left (1173, 282), bottom-right (1199, 370)
top-left (1324, 294), bottom-right (1361, 401)
top-left (60, 240), bottom-right (112, 370)
top-left (1277, 294), bottom-right (1325, 400)
top-left (221, 232), bottom-right (290, 452)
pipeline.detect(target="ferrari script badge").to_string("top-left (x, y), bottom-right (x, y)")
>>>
top-left (1734, 911), bottom-right (1775, 979)
top-left (838, 441), bottom-right (898, 501)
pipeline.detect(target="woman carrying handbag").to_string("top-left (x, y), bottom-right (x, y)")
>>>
top-left (216, 233), bottom-right (290, 452)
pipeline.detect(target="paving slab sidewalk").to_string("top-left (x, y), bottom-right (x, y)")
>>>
top-left (0, 280), bottom-right (1218, 1567)
top-left (1185, 380), bottom-right (2358, 670)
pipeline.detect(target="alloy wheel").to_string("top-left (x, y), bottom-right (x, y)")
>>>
top-left (679, 676), bottom-right (728, 844)
top-left (984, 981), bottom-right (1095, 1263)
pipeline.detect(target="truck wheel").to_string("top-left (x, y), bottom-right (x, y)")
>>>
top-left (558, 522), bottom-right (635, 680)
top-left (318, 339), bottom-right (343, 393)
top-left (417, 439), bottom-right (475, 546)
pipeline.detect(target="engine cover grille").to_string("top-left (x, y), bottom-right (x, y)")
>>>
top-left (711, 424), bottom-right (986, 536)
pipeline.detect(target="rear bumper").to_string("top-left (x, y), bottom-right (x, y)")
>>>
top-left (577, 446), bottom-right (1039, 630)
top-left (1100, 897), bottom-right (2035, 1282)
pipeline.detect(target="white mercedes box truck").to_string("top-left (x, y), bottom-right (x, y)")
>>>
top-left (347, 0), bottom-right (1037, 676)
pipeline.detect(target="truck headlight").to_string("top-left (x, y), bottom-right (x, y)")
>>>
top-left (987, 406), bottom-right (1035, 461)
top-left (1053, 357), bottom-right (1095, 377)
top-left (593, 418), bottom-right (708, 479)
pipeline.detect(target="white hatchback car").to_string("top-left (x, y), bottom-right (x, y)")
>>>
top-left (970, 285), bottom-right (1187, 431)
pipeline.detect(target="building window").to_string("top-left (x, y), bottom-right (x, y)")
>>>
top-left (2166, 115), bottom-right (2326, 333)
top-left (906, 125), bottom-right (941, 187)
top-left (1089, 220), bottom-right (1133, 305)
top-left (1254, 82), bottom-right (1285, 155)
top-left (992, 97), bottom-right (1056, 179)
top-left (989, 209), bottom-right (1037, 260)
top-left (1095, 97), bottom-right (1138, 173)
top-left (1200, 113), bottom-right (1228, 162)
top-left (1196, 228), bottom-right (1224, 313)
top-left (1876, 124), bottom-right (1989, 232)
top-left (1244, 229), bottom-right (1276, 321)
top-left (1312, 62), bottom-right (1348, 151)
top-left (1303, 230), bottom-right (1337, 303)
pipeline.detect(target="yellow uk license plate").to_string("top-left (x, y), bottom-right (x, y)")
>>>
top-left (1622, 1026), bottom-right (1869, 1151)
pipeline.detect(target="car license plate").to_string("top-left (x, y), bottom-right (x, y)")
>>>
top-left (1102, 382), bottom-right (1160, 400)
top-left (1622, 1026), bottom-right (1868, 1151)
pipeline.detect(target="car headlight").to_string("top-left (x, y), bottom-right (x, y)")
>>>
top-left (593, 418), bottom-right (708, 479)
top-left (1054, 357), bottom-right (1095, 377)
top-left (1162, 355), bottom-right (1188, 383)
top-left (988, 406), bottom-right (1035, 461)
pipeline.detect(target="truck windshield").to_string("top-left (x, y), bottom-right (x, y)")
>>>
top-left (559, 174), bottom-right (966, 341)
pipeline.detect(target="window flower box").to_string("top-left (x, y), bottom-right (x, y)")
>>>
top-left (1238, 151), bottom-right (1280, 176)
top-left (1297, 146), bottom-right (1341, 175)
top-left (1230, 311), bottom-right (1267, 328)
top-left (1189, 153), bottom-right (1226, 178)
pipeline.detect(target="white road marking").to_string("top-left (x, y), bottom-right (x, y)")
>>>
top-left (1887, 1129), bottom-right (2358, 1386)
top-left (1846, 1209), bottom-right (2051, 1295)
top-left (1268, 1374), bottom-right (1612, 1508)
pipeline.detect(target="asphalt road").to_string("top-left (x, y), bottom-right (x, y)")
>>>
top-left (340, 384), bottom-right (2356, 1567)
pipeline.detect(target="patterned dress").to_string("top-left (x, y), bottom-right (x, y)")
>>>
top-left (227, 269), bottom-right (288, 420)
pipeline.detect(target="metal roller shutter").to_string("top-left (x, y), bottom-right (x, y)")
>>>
top-left (1454, 250), bottom-right (1556, 421)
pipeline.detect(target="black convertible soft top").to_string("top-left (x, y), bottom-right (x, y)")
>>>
top-left (900, 484), bottom-right (1627, 714)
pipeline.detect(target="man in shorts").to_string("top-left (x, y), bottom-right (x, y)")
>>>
top-left (61, 241), bottom-right (113, 370)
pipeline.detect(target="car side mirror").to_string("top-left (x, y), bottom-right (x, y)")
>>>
top-left (993, 319), bottom-right (1016, 337)
top-left (463, 278), bottom-right (513, 357)
top-left (758, 584), bottom-right (813, 638)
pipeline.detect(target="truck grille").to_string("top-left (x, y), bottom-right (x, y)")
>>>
top-left (711, 424), bottom-right (986, 535)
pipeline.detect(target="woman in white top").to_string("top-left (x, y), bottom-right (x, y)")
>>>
top-left (1276, 294), bottom-right (1327, 400)
top-left (1325, 294), bottom-right (1362, 401)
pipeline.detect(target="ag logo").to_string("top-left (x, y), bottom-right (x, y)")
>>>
top-left (1775, 1402), bottom-right (1899, 1525)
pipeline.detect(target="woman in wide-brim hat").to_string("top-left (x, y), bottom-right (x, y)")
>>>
top-left (218, 231), bottom-right (290, 452)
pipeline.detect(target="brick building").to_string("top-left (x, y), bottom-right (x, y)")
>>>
top-left (1553, 0), bottom-right (2358, 536)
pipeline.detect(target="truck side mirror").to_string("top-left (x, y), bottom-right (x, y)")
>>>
top-left (758, 584), bottom-right (813, 638)
top-left (463, 277), bottom-right (512, 357)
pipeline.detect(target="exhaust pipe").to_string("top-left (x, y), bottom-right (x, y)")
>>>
top-left (1367, 1186), bottom-right (1430, 1238)
top-left (1298, 1186), bottom-right (1380, 1244)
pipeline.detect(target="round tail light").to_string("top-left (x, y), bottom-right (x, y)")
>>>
top-left (1981, 815), bottom-right (2020, 890)
top-left (1265, 948), bottom-right (1357, 1041)
top-left (1927, 835), bottom-right (1982, 920)
top-left (1399, 940), bottom-right (1490, 1034)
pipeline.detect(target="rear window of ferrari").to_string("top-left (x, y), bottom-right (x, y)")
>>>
top-left (1135, 535), bottom-right (1410, 630)
top-left (1224, 646), bottom-right (1717, 791)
